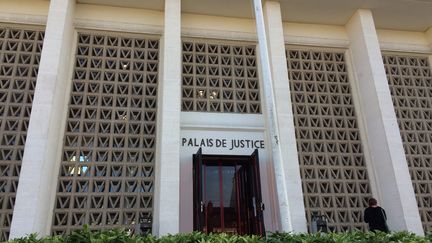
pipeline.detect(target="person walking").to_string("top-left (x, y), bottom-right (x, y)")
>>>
top-left (364, 198), bottom-right (389, 232)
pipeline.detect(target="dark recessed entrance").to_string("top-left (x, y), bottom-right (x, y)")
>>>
top-left (193, 148), bottom-right (265, 236)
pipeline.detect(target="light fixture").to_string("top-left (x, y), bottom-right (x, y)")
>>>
top-left (209, 90), bottom-right (218, 99)
top-left (122, 63), bottom-right (129, 70)
top-left (197, 90), bottom-right (205, 98)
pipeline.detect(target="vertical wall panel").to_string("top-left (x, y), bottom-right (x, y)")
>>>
top-left (52, 32), bottom-right (159, 235)
top-left (0, 25), bottom-right (44, 241)
top-left (286, 47), bottom-right (372, 232)
top-left (384, 53), bottom-right (432, 232)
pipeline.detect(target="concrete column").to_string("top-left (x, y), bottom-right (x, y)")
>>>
top-left (260, 0), bottom-right (307, 232)
top-left (152, 0), bottom-right (181, 236)
top-left (346, 9), bottom-right (423, 234)
top-left (10, 0), bottom-right (76, 239)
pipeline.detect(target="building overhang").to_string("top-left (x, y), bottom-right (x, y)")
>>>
top-left (74, 0), bottom-right (432, 31)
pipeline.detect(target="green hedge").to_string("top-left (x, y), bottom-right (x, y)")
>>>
top-left (7, 226), bottom-right (431, 243)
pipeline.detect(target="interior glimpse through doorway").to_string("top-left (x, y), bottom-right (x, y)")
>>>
top-left (193, 149), bottom-right (265, 236)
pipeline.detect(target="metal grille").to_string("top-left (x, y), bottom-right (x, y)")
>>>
top-left (383, 53), bottom-right (432, 232)
top-left (0, 25), bottom-right (44, 241)
top-left (52, 32), bottom-right (159, 235)
top-left (181, 39), bottom-right (261, 113)
top-left (286, 47), bottom-right (372, 232)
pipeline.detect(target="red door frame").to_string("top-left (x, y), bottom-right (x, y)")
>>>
top-left (192, 149), bottom-right (265, 236)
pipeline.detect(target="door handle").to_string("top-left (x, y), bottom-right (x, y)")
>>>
top-left (260, 202), bottom-right (265, 211)
top-left (200, 201), bottom-right (204, 213)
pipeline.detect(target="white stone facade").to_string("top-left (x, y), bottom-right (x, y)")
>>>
top-left (0, 0), bottom-right (431, 240)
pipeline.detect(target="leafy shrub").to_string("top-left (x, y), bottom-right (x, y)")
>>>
top-left (7, 227), bottom-right (430, 243)
top-left (267, 230), bottom-right (428, 243)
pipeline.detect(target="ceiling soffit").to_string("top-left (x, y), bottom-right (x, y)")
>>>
top-left (76, 0), bottom-right (432, 31)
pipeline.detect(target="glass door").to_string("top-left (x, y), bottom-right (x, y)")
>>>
top-left (193, 149), bottom-right (265, 235)
top-left (193, 148), bottom-right (204, 231)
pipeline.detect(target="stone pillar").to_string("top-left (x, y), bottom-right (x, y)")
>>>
top-left (9, 0), bottom-right (76, 239)
top-left (152, 0), bottom-right (181, 236)
top-left (260, 0), bottom-right (307, 232)
top-left (346, 9), bottom-right (423, 234)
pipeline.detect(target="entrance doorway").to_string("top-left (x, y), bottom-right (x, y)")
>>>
top-left (193, 149), bottom-right (265, 236)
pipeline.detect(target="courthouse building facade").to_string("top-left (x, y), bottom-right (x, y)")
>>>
top-left (0, 0), bottom-right (431, 240)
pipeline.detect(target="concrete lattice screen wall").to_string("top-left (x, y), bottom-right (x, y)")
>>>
top-left (0, 25), bottom-right (44, 241)
top-left (181, 39), bottom-right (261, 114)
top-left (52, 32), bottom-right (159, 235)
top-left (286, 47), bottom-right (372, 232)
top-left (384, 53), bottom-right (432, 233)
